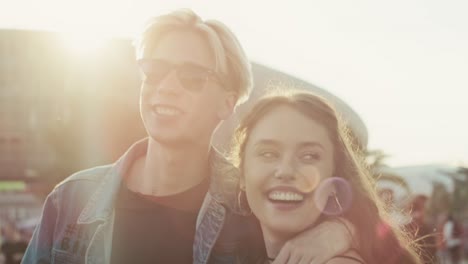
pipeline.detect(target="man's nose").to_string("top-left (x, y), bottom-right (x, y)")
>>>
top-left (157, 70), bottom-right (183, 95)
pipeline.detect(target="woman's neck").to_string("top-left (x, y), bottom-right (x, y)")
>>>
top-left (261, 228), bottom-right (290, 262)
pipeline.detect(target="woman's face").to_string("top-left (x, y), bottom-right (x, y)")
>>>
top-left (242, 105), bottom-right (335, 240)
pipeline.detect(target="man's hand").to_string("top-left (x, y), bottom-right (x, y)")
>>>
top-left (272, 218), bottom-right (355, 264)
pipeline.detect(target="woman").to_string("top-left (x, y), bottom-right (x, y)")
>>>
top-left (231, 91), bottom-right (422, 263)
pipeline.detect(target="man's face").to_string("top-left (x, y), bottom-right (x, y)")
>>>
top-left (139, 30), bottom-right (234, 147)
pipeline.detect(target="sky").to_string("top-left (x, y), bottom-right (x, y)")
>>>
top-left (1, 0), bottom-right (467, 167)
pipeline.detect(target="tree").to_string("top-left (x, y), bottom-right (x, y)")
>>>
top-left (366, 149), bottom-right (390, 170)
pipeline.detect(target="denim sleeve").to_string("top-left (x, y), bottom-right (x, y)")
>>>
top-left (22, 190), bottom-right (58, 264)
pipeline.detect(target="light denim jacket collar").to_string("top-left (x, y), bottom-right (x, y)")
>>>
top-left (77, 142), bottom-right (133, 224)
top-left (76, 138), bottom-right (240, 264)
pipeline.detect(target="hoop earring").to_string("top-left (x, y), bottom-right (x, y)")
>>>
top-left (237, 188), bottom-right (252, 215)
top-left (331, 191), bottom-right (343, 213)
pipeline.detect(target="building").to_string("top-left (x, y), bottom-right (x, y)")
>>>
top-left (0, 29), bottom-right (368, 184)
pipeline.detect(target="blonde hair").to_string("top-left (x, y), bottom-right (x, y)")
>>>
top-left (231, 90), bottom-right (422, 264)
top-left (134, 9), bottom-right (252, 106)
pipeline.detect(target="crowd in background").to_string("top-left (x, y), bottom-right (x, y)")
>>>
top-left (0, 183), bottom-right (465, 263)
top-left (379, 190), bottom-right (467, 264)
top-left (0, 218), bottom-right (31, 264)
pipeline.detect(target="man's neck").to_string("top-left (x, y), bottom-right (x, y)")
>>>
top-left (127, 138), bottom-right (211, 196)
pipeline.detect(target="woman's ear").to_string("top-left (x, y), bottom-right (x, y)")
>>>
top-left (237, 172), bottom-right (252, 215)
top-left (239, 174), bottom-right (246, 190)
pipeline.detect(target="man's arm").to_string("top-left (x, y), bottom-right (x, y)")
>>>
top-left (273, 218), bottom-right (356, 264)
top-left (21, 191), bottom-right (58, 263)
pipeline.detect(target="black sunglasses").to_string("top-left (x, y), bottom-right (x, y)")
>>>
top-left (137, 59), bottom-right (228, 92)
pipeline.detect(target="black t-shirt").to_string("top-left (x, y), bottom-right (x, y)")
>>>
top-left (209, 213), bottom-right (266, 264)
top-left (110, 177), bottom-right (209, 264)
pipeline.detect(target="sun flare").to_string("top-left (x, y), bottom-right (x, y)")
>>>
top-left (61, 32), bottom-right (109, 56)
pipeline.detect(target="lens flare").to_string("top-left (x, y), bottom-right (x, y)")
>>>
top-left (296, 166), bottom-right (321, 193)
top-left (314, 177), bottom-right (353, 216)
top-left (377, 220), bottom-right (391, 239)
top-left (61, 32), bottom-right (108, 56)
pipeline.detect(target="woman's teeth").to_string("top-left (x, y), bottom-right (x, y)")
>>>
top-left (268, 191), bottom-right (304, 202)
top-left (153, 106), bottom-right (181, 116)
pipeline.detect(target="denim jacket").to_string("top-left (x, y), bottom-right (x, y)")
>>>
top-left (22, 138), bottom-right (243, 264)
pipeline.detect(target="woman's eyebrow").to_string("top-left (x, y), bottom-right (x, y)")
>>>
top-left (253, 139), bottom-right (283, 147)
top-left (253, 140), bottom-right (325, 151)
top-left (297, 142), bottom-right (325, 151)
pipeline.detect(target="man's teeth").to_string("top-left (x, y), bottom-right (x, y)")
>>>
top-left (268, 191), bottom-right (304, 202)
top-left (153, 106), bottom-right (181, 116)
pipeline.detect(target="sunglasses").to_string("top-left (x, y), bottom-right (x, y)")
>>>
top-left (137, 59), bottom-right (228, 92)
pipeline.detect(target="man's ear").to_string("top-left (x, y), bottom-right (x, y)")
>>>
top-left (218, 92), bottom-right (236, 120)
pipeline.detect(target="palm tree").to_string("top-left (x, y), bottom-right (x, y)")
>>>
top-left (366, 149), bottom-right (390, 170)
top-left (366, 149), bottom-right (411, 192)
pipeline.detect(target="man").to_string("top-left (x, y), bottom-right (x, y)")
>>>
top-left (1, 223), bottom-right (28, 264)
top-left (22, 9), bottom-right (353, 264)
top-left (442, 214), bottom-right (463, 264)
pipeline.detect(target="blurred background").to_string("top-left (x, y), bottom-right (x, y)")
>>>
top-left (0, 0), bottom-right (467, 263)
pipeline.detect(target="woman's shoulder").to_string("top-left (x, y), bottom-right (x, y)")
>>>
top-left (326, 250), bottom-right (365, 264)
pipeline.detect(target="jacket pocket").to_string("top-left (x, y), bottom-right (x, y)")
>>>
top-left (51, 248), bottom-right (83, 264)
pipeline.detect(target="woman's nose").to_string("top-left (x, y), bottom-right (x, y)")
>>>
top-left (274, 158), bottom-right (296, 181)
